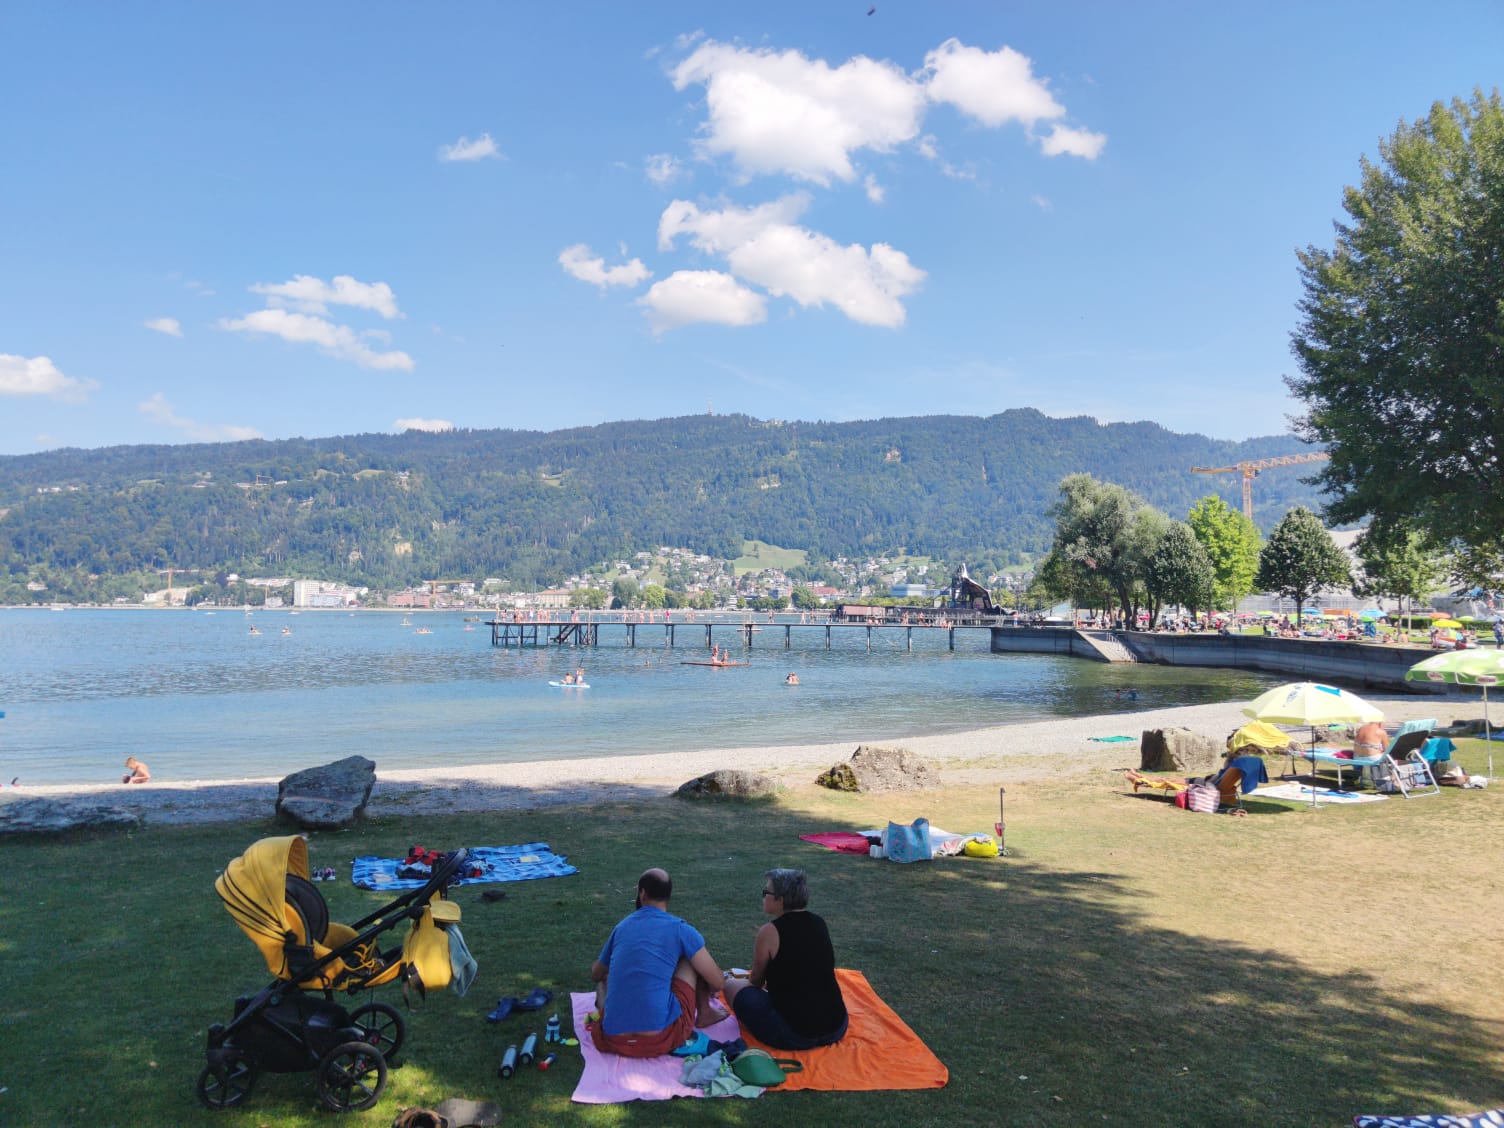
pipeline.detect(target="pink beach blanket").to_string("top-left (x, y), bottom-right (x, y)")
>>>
top-left (798, 831), bottom-right (873, 855)
top-left (569, 992), bottom-right (742, 1103)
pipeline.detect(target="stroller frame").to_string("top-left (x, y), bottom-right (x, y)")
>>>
top-left (199, 842), bottom-right (469, 1113)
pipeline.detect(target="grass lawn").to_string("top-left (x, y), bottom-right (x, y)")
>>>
top-left (733, 540), bottom-right (808, 575)
top-left (3, 742), bottom-right (1502, 1126)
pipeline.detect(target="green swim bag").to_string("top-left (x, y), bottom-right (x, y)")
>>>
top-left (731, 1049), bottom-right (803, 1087)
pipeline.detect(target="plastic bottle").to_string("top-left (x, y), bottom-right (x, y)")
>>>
top-left (538, 1052), bottom-right (557, 1071)
top-left (519, 1033), bottom-right (538, 1065)
top-left (545, 1013), bottom-right (561, 1043)
top-left (498, 1044), bottom-right (517, 1079)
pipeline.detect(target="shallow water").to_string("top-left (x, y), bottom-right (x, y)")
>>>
top-left (0, 609), bottom-right (1281, 785)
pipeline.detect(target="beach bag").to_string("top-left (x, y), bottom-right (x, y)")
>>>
top-left (730, 1049), bottom-right (803, 1087)
top-left (1186, 783), bottom-right (1219, 813)
top-left (403, 899), bottom-right (461, 999)
top-left (884, 818), bottom-right (932, 863)
top-left (962, 836), bottom-right (999, 858)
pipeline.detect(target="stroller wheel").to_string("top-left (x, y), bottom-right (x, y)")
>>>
top-left (316, 1040), bottom-right (388, 1113)
top-left (350, 1001), bottom-right (405, 1058)
top-left (195, 1053), bottom-right (257, 1110)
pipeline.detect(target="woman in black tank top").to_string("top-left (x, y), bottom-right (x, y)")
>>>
top-left (722, 869), bottom-right (848, 1049)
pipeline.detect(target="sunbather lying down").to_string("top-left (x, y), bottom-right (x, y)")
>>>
top-left (1123, 769), bottom-right (1189, 793)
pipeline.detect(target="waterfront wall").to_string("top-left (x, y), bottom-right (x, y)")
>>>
top-left (990, 627), bottom-right (1447, 694)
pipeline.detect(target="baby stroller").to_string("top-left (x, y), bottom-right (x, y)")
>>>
top-left (198, 835), bottom-right (472, 1113)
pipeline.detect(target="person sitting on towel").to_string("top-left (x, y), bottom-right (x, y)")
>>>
top-left (589, 868), bottom-right (726, 1058)
top-left (722, 868), bottom-right (848, 1049)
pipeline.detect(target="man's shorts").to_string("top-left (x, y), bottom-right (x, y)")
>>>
top-left (590, 977), bottom-right (696, 1058)
top-left (730, 986), bottom-right (847, 1051)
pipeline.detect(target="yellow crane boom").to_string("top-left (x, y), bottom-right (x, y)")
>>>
top-left (1190, 452), bottom-right (1330, 521)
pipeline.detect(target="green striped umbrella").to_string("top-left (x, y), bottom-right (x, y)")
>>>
top-left (1406, 649), bottom-right (1504, 779)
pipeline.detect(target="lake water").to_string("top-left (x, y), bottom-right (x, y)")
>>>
top-left (0, 609), bottom-right (1281, 785)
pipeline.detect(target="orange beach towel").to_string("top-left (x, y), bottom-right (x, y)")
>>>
top-left (739, 968), bottom-right (948, 1092)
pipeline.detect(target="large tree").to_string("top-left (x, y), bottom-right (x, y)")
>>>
top-left (1352, 527), bottom-right (1443, 620)
top-left (1255, 507), bottom-right (1351, 621)
top-left (1288, 88), bottom-right (1504, 551)
top-left (1187, 495), bottom-right (1262, 611)
top-left (1048, 474), bottom-right (1156, 619)
top-left (1143, 521), bottom-right (1216, 623)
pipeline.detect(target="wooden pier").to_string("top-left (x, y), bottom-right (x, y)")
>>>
top-left (489, 614), bottom-right (1002, 652)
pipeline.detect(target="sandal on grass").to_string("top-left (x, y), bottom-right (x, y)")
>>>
top-left (514, 988), bottom-right (553, 1011)
top-left (485, 998), bottom-right (517, 1023)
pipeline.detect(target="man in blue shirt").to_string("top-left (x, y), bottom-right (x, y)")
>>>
top-left (589, 868), bottom-right (726, 1057)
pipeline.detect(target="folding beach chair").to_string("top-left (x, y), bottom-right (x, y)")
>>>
top-left (1367, 731), bottom-right (1441, 798)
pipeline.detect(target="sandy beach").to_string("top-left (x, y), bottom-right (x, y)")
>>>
top-left (9, 694), bottom-right (1467, 826)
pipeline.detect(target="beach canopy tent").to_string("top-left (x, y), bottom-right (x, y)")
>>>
top-left (1406, 650), bottom-right (1504, 779)
top-left (1243, 682), bottom-right (1384, 807)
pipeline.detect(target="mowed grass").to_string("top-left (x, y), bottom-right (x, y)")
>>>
top-left (733, 540), bottom-right (808, 575)
top-left (2, 741), bottom-right (1502, 1127)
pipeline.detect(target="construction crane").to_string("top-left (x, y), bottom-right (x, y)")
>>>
top-left (1190, 452), bottom-right (1330, 521)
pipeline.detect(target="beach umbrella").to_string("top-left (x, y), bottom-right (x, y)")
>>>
top-left (1358, 608), bottom-right (1384, 620)
top-left (1433, 618), bottom-right (1464, 629)
top-left (1406, 650), bottom-right (1504, 779)
top-left (1243, 682), bottom-right (1384, 807)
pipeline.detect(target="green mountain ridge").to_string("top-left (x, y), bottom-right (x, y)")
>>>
top-left (0, 410), bottom-right (1321, 597)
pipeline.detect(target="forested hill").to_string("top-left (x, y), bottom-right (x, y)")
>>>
top-left (0, 411), bottom-right (1320, 593)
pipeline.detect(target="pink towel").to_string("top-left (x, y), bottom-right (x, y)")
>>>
top-left (798, 831), bottom-right (873, 855)
top-left (569, 991), bottom-right (741, 1103)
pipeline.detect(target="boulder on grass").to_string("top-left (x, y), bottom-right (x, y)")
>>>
top-left (1140, 728), bottom-right (1222, 774)
top-left (676, 770), bottom-right (778, 800)
top-left (276, 756), bottom-right (376, 829)
top-left (0, 796), bottom-right (140, 836)
top-left (815, 744), bottom-right (936, 793)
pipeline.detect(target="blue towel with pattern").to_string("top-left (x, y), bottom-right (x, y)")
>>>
top-left (1355, 1111), bottom-right (1504, 1127)
top-left (351, 843), bottom-right (578, 890)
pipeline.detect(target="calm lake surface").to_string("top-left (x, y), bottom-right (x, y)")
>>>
top-left (0, 609), bottom-right (1282, 785)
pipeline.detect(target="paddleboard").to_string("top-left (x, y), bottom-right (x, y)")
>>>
top-left (681, 661), bottom-right (749, 667)
top-left (548, 681), bottom-right (590, 688)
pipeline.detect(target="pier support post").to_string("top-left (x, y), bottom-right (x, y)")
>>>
top-left (906, 626), bottom-right (913, 652)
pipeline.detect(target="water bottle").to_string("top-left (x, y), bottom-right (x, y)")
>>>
top-left (498, 1044), bottom-right (517, 1079)
top-left (545, 1014), bottom-right (561, 1043)
top-left (520, 1033), bottom-right (538, 1065)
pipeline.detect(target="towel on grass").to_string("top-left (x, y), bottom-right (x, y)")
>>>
top-left (569, 993), bottom-right (742, 1103)
top-left (1088, 735), bottom-right (1137, 743)
top-left (741, 969), bottom-right (948, 1092)
top-left (568, 969), bottom-right (946, 1102)
top-left (351, 843), bottom-right (578, 890)
top-left (799, 832), bottom-right (873, 855)
top-left (1355, 1112), bottom-right (1504, 1127)
top-left (1258, 782), bottom-right (1387, 805)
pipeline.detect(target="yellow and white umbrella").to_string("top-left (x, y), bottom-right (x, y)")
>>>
top-left (1243, 682), bottom-right (1384, 806)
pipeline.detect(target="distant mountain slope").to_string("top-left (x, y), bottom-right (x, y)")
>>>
top-left (0, 411), bottom-right (1320, 590)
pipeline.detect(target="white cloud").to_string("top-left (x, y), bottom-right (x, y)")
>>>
top-left (638, 270), bottom-right (767, 333)
top-left (395, 417), bottom-right (454, 433)
top-left (645, 153), bottom-right (683, 185)
top-left (863, 173), bottom-right (885, 203)
top-left (0, 353), bottom-right (96, 400)
top-left (1040, 123), bottom-right (1107, 159)
top-left (671, 40), bottom-right (925, 185)
top-left (250, 274), bottom-right (402, 319)
top-left (923, 40), bottom-right (1064, 127)
top-left (1031, 194), bottom-right (1053, 211)
top-left (558, 244), bottom-right (653, 288)
top-left (916, 134), bottom-right (939, 160)
top-left (219, 309), bottom-right (415, 370)
top-left (658, 196), bottom-right (925, 328)
top-left (439, 133), bottom-right (501, 162)
top-left (922, 39), bottom-right (1104, 159)
top-left (144, 317), bottom-right (183, 337)
top-left (138, 392), bottom-right (262, 442)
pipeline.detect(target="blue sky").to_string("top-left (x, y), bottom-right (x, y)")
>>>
top-left (1, 2), bottom-right (1498, 455)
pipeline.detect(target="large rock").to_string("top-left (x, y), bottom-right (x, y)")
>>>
top-left (1140, 727), bottom-right (1222, 774)
top-left (815, 744), bottom-right (936, 793)
top-left (276, 756), bottom-right (376, 829)
top-left (0, 796), bottom-right (141, 836)
top-left (676, 769), bottom-right (778, 800)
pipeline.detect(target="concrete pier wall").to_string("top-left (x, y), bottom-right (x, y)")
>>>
top-left (990, 627), bottom-right (1446, 694)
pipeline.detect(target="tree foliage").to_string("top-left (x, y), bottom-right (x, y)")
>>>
top-left (1288, 88), bottom-right (1504, 550)
top-left (1187, 495), bottom-right (1262, 611)
top-left (1143, 521), bottom-right (1216, 620)
top-left (1255, 507), bottom-right (1351, 620)
top-left (1352, 527), bottom-right (1442, 619)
